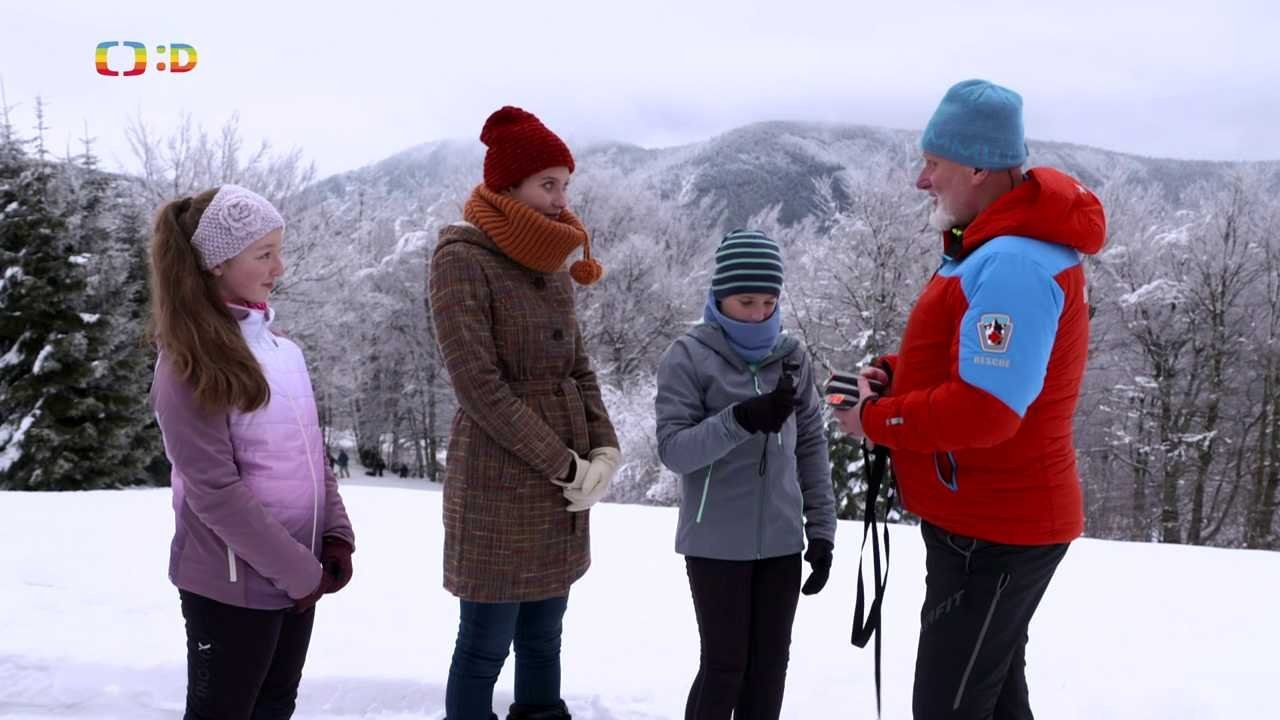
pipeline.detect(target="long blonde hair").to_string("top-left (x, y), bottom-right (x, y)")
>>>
top-left (147, 188), bottom-right (269, 412)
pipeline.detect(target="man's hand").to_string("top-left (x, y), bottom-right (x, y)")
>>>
top-left (859, 365), bottom-right (889, 390)
top-left (834, 374), bottom-right (879, 448)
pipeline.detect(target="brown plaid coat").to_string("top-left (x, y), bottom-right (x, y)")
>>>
top-left (428, 222), bottom-right (618, 602)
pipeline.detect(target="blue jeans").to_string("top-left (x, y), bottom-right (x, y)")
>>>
top-left (445, 595), bottom-right (569, 719)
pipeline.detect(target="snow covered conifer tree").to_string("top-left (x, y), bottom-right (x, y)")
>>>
top-left (63, 134), bottom-right (166, 487)
top-left (0, 106), bottom-right (131, 489)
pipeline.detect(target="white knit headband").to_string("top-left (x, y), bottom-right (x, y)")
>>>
top-left (190, 185), bottom-right (285, 268)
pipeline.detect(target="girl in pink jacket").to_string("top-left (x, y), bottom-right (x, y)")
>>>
top-left (148, 185), bottom-right (355, 720)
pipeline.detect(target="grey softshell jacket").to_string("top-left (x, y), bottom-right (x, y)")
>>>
top-left (655, 322), bottom-right (837, 560)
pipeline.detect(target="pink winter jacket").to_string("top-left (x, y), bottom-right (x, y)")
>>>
top-left (150, 306), bottom-right (354, 609)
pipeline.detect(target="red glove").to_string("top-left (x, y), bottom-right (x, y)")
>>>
top-left (321, 536), bottom-right (354, 594)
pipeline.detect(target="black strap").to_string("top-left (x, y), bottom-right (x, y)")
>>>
top-left (850, 442), bottom-right (893, 718)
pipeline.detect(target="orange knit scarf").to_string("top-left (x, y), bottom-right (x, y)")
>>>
top-left (463, 185), bottom-right (603, 285)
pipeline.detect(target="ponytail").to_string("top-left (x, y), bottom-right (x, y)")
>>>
top-left (147, 189), bottom-right (269, 412)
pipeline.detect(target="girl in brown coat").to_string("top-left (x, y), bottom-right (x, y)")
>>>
top-left (428, 106), bottom-right (621, 720)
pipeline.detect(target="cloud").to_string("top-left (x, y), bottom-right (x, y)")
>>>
top-left (3, 0), bottom-right (1277, 177)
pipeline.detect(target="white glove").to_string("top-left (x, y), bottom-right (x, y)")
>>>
top-left (551, 449), bottom-right (591, 491)
top-left (559, 447), bottom-right (621, 512)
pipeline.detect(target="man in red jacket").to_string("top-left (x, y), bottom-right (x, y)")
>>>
top-left (835, 79), bottom-right (1105, 719)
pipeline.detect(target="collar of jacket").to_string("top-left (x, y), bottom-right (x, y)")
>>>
top-left (938, 166), bottom-right (1106, 261)
top-left (436, 221), bottom-right (505, 258)
top-left (227, 303), bottom-right (278, 350)
top-left (941, 226), bottom-right (967, 261)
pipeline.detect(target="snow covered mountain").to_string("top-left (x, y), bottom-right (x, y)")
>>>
top-left (310, 121), bottom-right (1275, 231)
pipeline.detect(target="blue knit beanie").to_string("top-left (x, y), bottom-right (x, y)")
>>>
top-left (711, 229), bottom-right (783, 300)
top-left (921, 79), bottom-right (1027, 169)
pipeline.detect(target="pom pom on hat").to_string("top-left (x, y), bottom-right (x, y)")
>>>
top-left (569, 234), bottom-right (604, 285)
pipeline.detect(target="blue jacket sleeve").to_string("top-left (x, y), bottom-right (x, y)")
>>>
top-left (864, 250), bottom-right (1065, 452)
top-left (956, 251), bottom-right (1064, 418)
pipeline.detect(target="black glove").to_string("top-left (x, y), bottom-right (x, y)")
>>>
top-left (801, 538), bottom-right (833, 595)
top-left (733, 380), bottom-right (798, 435)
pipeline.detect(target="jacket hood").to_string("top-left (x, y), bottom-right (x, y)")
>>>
top-left (955, 166), bottom-right (1106, 257)
top-left (435, 221), bottom-right (502, 257)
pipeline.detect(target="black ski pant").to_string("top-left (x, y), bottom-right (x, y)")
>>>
top-left (684, 553), bottom-right (802, 720)
top-left (180, 589), bottom-right (316, 720)
top-left (913, 521), bottom-right (1069, 720)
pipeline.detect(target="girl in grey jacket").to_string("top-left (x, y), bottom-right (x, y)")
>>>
top-left (655, 229), bottom-right (837, 719)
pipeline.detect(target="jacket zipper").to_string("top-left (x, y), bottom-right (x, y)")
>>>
top-left (254, 323), bottom-right (322, 555)
top-left (750, 360), bottom-right (786, 446)
top-left (282, 374), bottom-right (321, 554)
top-left (934, 451), bottom-right (960, 492)
top-left (695, 462), bottom-right (714, 524)
top-left (227, 546), bottom-right (238, 583)
top-left (751, 364), bottom-right (767, 559)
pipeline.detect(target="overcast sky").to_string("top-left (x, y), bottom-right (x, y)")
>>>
top-left (3, 0), bottom-right (1277, 178)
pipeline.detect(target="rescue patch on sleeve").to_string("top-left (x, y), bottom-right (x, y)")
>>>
top-left (978, 313), bottom-right (1013, 354)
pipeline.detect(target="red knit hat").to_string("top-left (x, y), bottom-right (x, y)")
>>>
top-left (480, 106), bottom-right (575, 192)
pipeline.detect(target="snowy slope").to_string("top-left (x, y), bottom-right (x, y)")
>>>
top-left (2, 483), bottom-right (1277, 719)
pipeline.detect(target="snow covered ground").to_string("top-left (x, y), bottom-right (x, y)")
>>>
top-left (2, 480), bottom-right (1277, 719)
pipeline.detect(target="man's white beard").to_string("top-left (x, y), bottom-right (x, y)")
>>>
top-left (927, 197), bottom-right (960, 232)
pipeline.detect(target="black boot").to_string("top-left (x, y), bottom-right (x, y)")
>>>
top-left (506, 699), bottom-right (571, 720)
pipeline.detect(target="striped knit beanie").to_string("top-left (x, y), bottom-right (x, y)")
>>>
top-left (711, 229), bottom-right (784, 300)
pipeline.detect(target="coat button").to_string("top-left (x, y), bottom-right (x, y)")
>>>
top-left (552, 329), bottom-right (564, 341)
top-left (554, 387), bottom-right (565, 397)
top-left (533, 277), bottom-right (547, 290)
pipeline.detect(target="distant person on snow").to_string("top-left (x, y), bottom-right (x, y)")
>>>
top-left (336, 449), bottom-right (350, 479)
top-left (148, 185), bottom-right (356, 720)
top-left (429, 106), bottom-right (620, 720)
